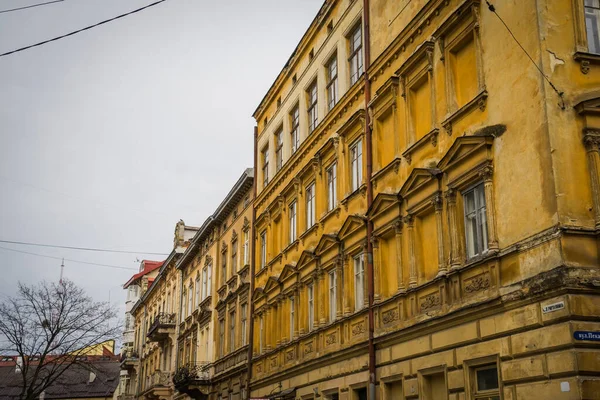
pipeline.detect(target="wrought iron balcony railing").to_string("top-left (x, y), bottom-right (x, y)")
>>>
top-left (147, 313), bottom-right (176, 341)
top-left (173, 361), bottom-right (211, 389)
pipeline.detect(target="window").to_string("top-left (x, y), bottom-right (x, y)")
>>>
top-left (308, 284), bottom-right (314, 331)
top-left (277, 96), bottom-right (282, 108)
top-left (221, 250), bottom-right (228, 285)
top-left (349, 23), bottom-right (364, 85)
top-left (306, 183), bottom-right (316, 228)
top-left (307, 81), bottom-right (318, 133)
top-left (241, 303), bottom-right (248, 346)
top-left (350, 138), bottom-right (363, 191)
top-left (259, 315), bottom-right (264, 353)
top-left (207, 265), bottom-right (212, 298)
top-left (354, 255), bottom-right (365, 310)
top-left (275, 128), bottom-right (283, 172)
top-left (327, 163), bottom-right (337, 211)
top-left (195, 276), bottom-right (200, 307)
top-left (243, 230), bottom-right (250, 266)
top-left (290, 105), bottom-right (300, 154)
top-left (289, 201), bottom-right (297, 243)
top-left (181, 290), bottom-right (187, 319)
top-left (472, 365), bottom-right (500, 400)
top-left (231, 240), bottom-right (238, 274)
top-left (262, 147), bottom-right (269, 187)
top-left (201, 268), bottom-right (208, 300)
top-left (229, 311), bottom-right (236, 353)
top-left (464, 183), bottom-right (488, 259)
top-left (289, 297), bottom-right (295, 339)
top-left (326, 55), bottom-right (338, 110)
top-left (219, 319), bottom-right (225, 357)
top-left (329, 270), bottom-right (337, 322)
top-left (188, 284), bottom-right (193, 316)
top-left (586, 0), bottom-right (600, 53)
top-left (260, 231), bottom-right (267, 269)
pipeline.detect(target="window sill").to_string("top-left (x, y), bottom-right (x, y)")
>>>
top-left (574, 51), bottom-right (600, 74)
top-left (442, 89), bottom-right (488, 135)
top-left (282, 239), bottom-right (300, 256)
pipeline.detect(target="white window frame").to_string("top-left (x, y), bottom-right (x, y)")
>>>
top-left (290, 105), bottom-right (300, 153)
top-left (289, 296), bottom-right (295, 339)
top-left (229, 310), bottom-right (236, 353)
top-left (329, 270), bottom-right (337, 322)
top-left (262, 147), bottom-right (269, 187)
top-left (260, 231), bottom-right (267, 269)
top-left (354, 255), bottom-right (365, 311)
top-left (306, 182), bottom-right (316, 229)
top-left (350, 138), bottom-right (363, 191)
top-left (259, 315), bottom-right (264, 353)
top-left (188, 284), bottom-right (193, 316)
top-left (463, 183), bottom-right (488, 259)
top-left (275, 128), bottom-right (283, 172)
top-left (586, 0), bottom-right (600, 53)
top-left (219, 319), bottom-right (225, 357)
top-left (243, 230), bottom-right (250, 266)
top-left (231, 239), bottom-right (238, 274)
top-left (349, 23), bottom-right (364, 85)
top-left (241, 303), bottom-right (247, 346)
top-left (326, 55), bottom-right (338, 111)
top-left (195, 277), bottom-right (200, 307)
top-left (289, 201), bottom-right (297, 243)
top-left (307, 81), bottom-right (318, 133)
top-left (327, 162), bottom-right (337, 211)
top-left (308, 284), bottom-right (314, 331)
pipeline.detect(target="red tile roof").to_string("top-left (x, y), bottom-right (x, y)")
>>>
top-left (123, 260), bottom-right (163, 288)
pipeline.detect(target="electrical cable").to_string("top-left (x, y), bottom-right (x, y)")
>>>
top-left (484, 0), bottom-right (565, 109)
top-left (0, 239), bottom-right (168, 256)
top-left (0, 245), bottom-right (138, 271)
top-left (0, 0), bottom-right (167, 58)
top-left (0, 0), bottom-right (64, 14)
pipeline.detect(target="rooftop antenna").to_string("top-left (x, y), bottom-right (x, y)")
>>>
top-left (59, 258), bottom-right (65, 285)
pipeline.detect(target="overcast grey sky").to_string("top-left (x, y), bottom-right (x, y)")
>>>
top-left (0, 0), bottom-right (322, 317)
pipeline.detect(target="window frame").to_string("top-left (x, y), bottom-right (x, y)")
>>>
top-left (329, 270), bottom-right (337, 322)
top-left (275, 127), bottom-right (283, 172)
top-left (306, 182), bottom-right (316, 229)
top-left (243, 230), bottom-right (250, 266)
top-left (350, 138), bottom-right (363, 192)
top-left (290, 104), bottom-right (300, 154)
top-left (262, 147), bottom-right (269, 187)
top-left (229, 310), bottom-right (236, 353)
top-left (308, 284), bottom-right (314, 331)
top-left (289, 200), bottom-right (297, 243)
top-left (221, 249), bottom-right (228, 286)
top-left (326, 54), bottom-right (339, 111)
top-left (260, 231), bottom-right (267, 269)
top-left (231, 239), bottom-right (238, 274)
top-left (219, 318), bottom-right (225, 357)
top-left (289, 296), bottom-right (295, 339)
top-left (463, 182), bottom-right (488, 260)
top-left (353, 254), bottom-right (365, 311)
top-left (348, 22), bottom-right (364, 85)
top-left (307, 80), bottom-right (318, 133)
top-left (585, 0), bottom-right (600, 54)
top-left (241, 303), bottom-right (248, 346)
top-left (327, 162), bottom-right (337, 211)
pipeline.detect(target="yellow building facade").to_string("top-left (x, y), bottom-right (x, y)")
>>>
top-left (250, 1), bottom-right (600, 400)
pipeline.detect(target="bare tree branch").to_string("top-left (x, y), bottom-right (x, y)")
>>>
top-left (0, 279), bottom-right (121, 400)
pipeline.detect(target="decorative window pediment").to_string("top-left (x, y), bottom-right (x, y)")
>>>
top-left (263, 276), bottom-right (281, 294)
top-left (279, 264), bottom-right (298, 283)
top-left (338, 214), bottom-right (367, 241)
top-left (370, 76), bottom-right (400, 123)
top-left (337, 109), bottom-right (365, 141)
top-left (296, 250), bottom-right (317, 271)
top-left (400, 168), bottom-right (441, 199)
top-left (315, 233), bottom-right (339, 256)
top-left (368, 193), bottom-right (400, 221)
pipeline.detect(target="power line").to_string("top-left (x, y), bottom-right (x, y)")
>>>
top-left (0, 0), bottom-right (64, 14)
top-left (0, 0), bottom-right (167, 58)
top-left (0, 245), bottom-right (138, 271)
top-left (484, 0), bottom-right (565, 109)
top-left (0, 239), bottom-right (168, 256)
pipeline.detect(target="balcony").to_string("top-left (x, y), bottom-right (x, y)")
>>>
top-left (116, 395), bottom-right (135, 400)
top-left (173, 362), bottom-right (211, 399)
top-left (142, 371), bottom-right (172, 399)
top-left (147, 313), bottom-right (176, 342)
top-left (119, 348), bottom-right (139, 370)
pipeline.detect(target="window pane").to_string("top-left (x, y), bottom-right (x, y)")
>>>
top-left (476, 367), bottom-right (499, 391)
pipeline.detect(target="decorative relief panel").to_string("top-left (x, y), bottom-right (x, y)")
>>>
top-left (304, 340), bottom-right (314, 355)
top-left (420, 292), bottom-right (441, 312)
top-left (463, 272), bottom-right (490, 295)
top-left (381, 307), bottom-right (399, 325)
top-left (285, 349), bottom-right (295, 363)
top-left (351, 321), bottom-right (366, 336)
top-left (325, 332), bottom-right (337, 346)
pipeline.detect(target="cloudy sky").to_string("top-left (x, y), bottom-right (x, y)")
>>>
top-left (0, 0), bottom-right (322, 319)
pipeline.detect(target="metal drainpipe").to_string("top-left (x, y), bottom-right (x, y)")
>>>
top-left (246, 126), bottom-right (258, 399)
top-left (362, 0), bottom-right (376, 399)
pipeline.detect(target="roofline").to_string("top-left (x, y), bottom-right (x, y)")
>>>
top-left (176, 168), bottom-right (254, 270)
top-left (252, 1), bottom-right (331, 119)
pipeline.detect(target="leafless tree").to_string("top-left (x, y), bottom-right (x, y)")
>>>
top-left (0, 279), bottom-right (120, 400)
